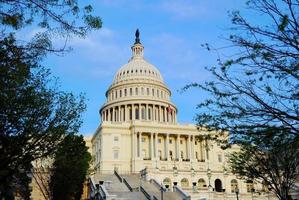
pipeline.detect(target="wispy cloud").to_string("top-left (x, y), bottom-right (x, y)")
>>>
top-left (147, 33), bottom-right (209, 82)
top-left (160, 0), bottom-right (206, 19)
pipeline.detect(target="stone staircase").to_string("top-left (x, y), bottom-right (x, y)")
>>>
top-left (122, 174), bottom-right (182, 200)
top-left (96, 173), bottom-right (147, 200)
top-left (93, 172), bottom-right (183, 200)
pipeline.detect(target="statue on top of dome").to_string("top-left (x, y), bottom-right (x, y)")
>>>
top-left (135, 29), bottom-right (140, 44)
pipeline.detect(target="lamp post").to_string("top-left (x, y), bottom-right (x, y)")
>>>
top-left (207, 168), bottom-right (212, 189)
top-left (235, 188), bottom-right (239, 200)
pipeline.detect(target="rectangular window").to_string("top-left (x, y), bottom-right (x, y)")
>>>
top-left (135, 88), bottom-right (138, 95)
top-left (169, 139), bottom-right (172, 144)
top-left (114, 136), bottom-right (119, 142)
top-left (158, 138), bottom-right (162, 143)
top-left (113, 150), bottom-right (119, 159)
top-left (180, 140), bottom-right (183, 144)
top-left (124, 89), bottom-right (127, 96)
top-left (130, 88), bottom-right (133, 96)
top-left (142, 137), bottom-right (146, 142)
top-left (148, 108), bottom-right (151, 120)
top-left (147, 88), bottom-right (149, 95)
top-left (218, 154), bottom-right (222, 162)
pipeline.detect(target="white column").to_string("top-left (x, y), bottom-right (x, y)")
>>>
top-left (188, 135), bottom-right (191, 160)
top-left (125, 105), bottom-right (127, 121)
top-left (112, 107), bottom-right (115, 122)
top-left (118, 106), bottom-right (121, 122)
top-left (192, 135), bottom-right (195, 160)
top-left (108, 109), bottom-right (111, 121)
top-left (150, 133), bottom-right (154, 159)
top-left (146, 104), bottom-right (148, 120)
top-left (159, 106), bottom-right (162, 122)
top-left (164, 107), bottom-right (167, 122)
top-left (166, 134), bottom-right (169, 160)
top-left (176, 134), bottom-right (180, 160)
top-left (139, 104), bottom-right (141, 120)
top-left (135, 132), bottom-right (138, 158)
top-left (132, 131), bottom-right (136, 159)
top-left (138, 132), bottom-right (142, 158)
top-left (155, 133), bottom-right (158, 158)
top-left (132, 104), bottom-right (135, 120)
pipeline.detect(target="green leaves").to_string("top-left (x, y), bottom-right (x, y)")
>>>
top-left (186, 1), bottom-right (299, 198)
top-left (50, 135), bottom-right (91, 200)
top-left (278, 15), bottom-right (289, 32)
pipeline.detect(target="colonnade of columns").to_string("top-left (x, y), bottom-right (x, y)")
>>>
top-left (132, 132), bottom-right (206, 162)
top-left (101, 103), bottom-right (177, 123)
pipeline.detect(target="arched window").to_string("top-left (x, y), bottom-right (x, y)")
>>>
top-left (215, 179), bottom-right (223, 192)
top-left (130, 88), bottom-right (133, 96)
top-left (163, 178), bottom-right (171, 188)
top-left (124, 89), bottom-right (127, 96)
top-left (246, 180), bottom-right (254, 192)
top-left (181, 178), bottom-right (189, 188)
top-left (135, 88), bottom-right (138, 95)
top-left (147, 88), bottom-right (149, 95)
top-left (119, 90), bottom-right (122, 97)
top-left (115, 90), bottom-right (118, 98)
top-left (152, 88), bottom-right (155, 96)
top-left (141, 87), bottom-right (144, 95)
top-left (231, 179), bottom-right (238, 193)
top-left (198, 179), bottom-right (206, 188)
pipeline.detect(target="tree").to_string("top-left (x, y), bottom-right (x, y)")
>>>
top-left (50, 135), bottom-right (91, 200)
top-left (0, 1), bottom-right (101, 198)
top-left (184, 0), bottom-right (299, 199)
top-left (229, 129), bottom-right (299, 199)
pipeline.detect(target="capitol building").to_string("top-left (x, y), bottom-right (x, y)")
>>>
top-left (90, 31), bottom-right (274, 200)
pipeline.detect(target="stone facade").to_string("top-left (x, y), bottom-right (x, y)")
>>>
top-left (91, 33), bottom-right (274, 200)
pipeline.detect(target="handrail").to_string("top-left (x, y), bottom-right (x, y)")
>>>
top-left (88, 178), bottom-right (98, 199)
top-left (153, 195), bottom-right (159, 200)
top-left (114, 170), bottom-right (122, 182)
top-left (174, 186), bottom-right (191, 200)
top-left (123, 178), bottom-right (133, 192)
top-left (140, 186), bottom-right (151, 200)
top-left (151, 178), bottom-right (166, 192)
top-left (99, 185), bottom-right (107, 199)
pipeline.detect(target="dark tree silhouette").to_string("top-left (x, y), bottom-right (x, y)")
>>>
top-left (185, 1), bottom-right (299, 199)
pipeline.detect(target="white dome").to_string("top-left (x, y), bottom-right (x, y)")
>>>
top-left (112, 57), bottom-right (163, 84)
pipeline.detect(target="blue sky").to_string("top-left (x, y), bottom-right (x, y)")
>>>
top-left (37, 0), bottom-right (247, 135)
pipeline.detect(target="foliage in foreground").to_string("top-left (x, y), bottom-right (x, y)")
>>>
top-left (50, 135), bottom-right (91, 200)
top-left (0, 0), bottom-right (101, 198)
top-left (185, 0), bottom-right (298, 199)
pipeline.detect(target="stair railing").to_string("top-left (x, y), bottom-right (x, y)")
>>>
top-left (174, 185), bottom-right (191, 200)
